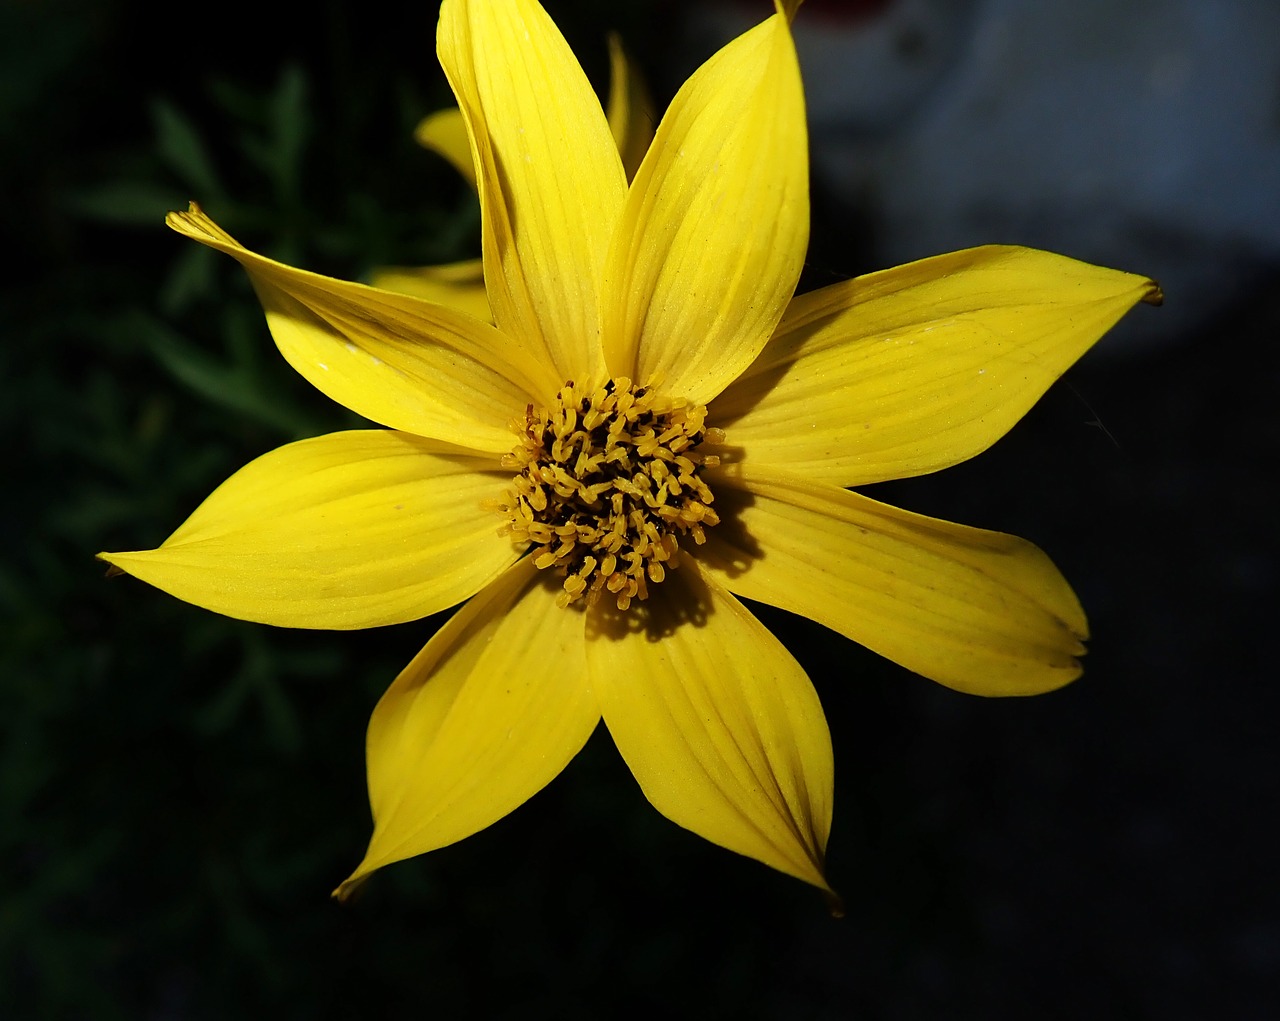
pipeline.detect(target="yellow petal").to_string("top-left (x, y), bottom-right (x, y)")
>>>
top-left (699, 466), bottom-right (1089, 696)
top-left (604, 33), bottom-right (655, 182)
top-left (602, 8), bottom-right (808, 405)
top-left (421, 34), bottom-right (653, 191)
top-left (99, 430), bottom-right (520, 629)
top-left (413, 108), bottom-right (476, 190)
top-left (167, 205), bottom-right (557, 451)
top-left (588, 560), bottom-right (836, 901)
top-left (780, 0), bottom-right (804, 21)
top-left (711, 247), bottom-right (1162, 487)
top-left (368, 258), bottom-right (492, 323)
top-left (335, 558), bottom-right (598, 899)
top-left (437, 0), bottom-right (626, 385)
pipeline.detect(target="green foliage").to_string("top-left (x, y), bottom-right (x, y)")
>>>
top-left (2, 7), bottom-right (482, 1014)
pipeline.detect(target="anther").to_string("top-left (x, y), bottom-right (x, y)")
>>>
top-left (496, 377), bottom-right (722, 610)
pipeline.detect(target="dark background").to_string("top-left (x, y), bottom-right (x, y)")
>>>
top-left (3, 0), bottom-right (1275, 1017)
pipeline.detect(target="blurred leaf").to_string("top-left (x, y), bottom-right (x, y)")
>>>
top-left (192, 631), bottom-right (305, 755)
top-left (159, 242), bottom-right (220, 314)
top-left (130, 309), bottom-right (328, 438)
top-left (246, 64), bottom-right (311, 205)
top-left (192, 666), bottom-right (252, 736)
top-left (64, 182), bottom-right (188, 227)
top-left (152, 98), bottom-right (224, 200)
top-left (249, 655), bottom-right (304, 757)
top-left (0, 4), bottom-right (91, 141)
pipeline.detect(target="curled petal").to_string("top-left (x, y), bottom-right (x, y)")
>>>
top-left (368, 257), bottom-right (492, 323)
top-left (712, 246), bottom-right (1162, 487)
top-left (335, 559), bottom-right (598, 899)
top-left (700, 466), bottom-right (1089, 696)
top-left (438, 0), bottom-right (626, 385)
top-left (168, 205), bottom-right (557, 449)
top-left (414, 108), bottom-right (476, 189)
top-left (602, 7), bottom-right (808, 404)
top-left (588, 560), bottom-right (836, 902)
top-left (99, 430), bottom-right (520, 629)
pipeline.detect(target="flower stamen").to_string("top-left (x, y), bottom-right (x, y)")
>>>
top-left (499, 377), bottom-right (722, 610)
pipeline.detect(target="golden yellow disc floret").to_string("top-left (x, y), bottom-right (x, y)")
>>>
top-left (497, 377), bottom-right (723, 610)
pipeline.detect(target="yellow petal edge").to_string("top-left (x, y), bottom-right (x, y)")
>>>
top-left (336, 559), bottom-right (597, 900)
top-left (702, 466), bottom-right (1088, 696)
top-left (712, 246), bottom-right (1162, 488)
top-left (588, 561), bottom-right (839, 910)
top-left (100, 430), bottom-right (520, 629)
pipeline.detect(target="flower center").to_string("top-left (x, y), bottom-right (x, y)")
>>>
top-left (498, 377), bottom-right (722, 610)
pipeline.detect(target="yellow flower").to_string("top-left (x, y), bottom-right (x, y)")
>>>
top-left (370, 32), bottom-right (654, 321)
top-left (100, 0), bottom-right (1159, 909)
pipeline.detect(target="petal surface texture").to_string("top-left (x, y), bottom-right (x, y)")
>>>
top-left (602, 9), bottom-right (808, 405)
top-left (167, 205), bottom-right (555, 451)
top-left (438, 0), bottom-right (626, 386)
top-left (367, 257), bottom-right (492, 323)
top-left (700, 466), bottom-right (1088, 696)
top-left (336, 558), bottom-right (598, 899)
top-left (589, 561), bottom-right (834, 894)
top-left (99, 431), bottom-right (520, 629)
top-left (712, 246), bottom-right (1162, 487)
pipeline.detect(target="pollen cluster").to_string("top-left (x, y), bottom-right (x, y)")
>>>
top-left (497, 377), bottom-right (723, 610)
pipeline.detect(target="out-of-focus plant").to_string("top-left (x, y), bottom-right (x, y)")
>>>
top-left (2, 35), bottom-right (493, 1016)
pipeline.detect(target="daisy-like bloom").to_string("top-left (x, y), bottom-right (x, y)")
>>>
top-left (100, 0), bottom-right (1159, 909)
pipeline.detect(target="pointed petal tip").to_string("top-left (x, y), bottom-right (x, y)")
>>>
top-left (592, 565), bottom-right (835, 898)
top-left (702, 471), bottom-right (1096, 697)
top-left (345, 560), bottom-right (595, 896)
top-left (331, 870), bottom-right (370, 904)
top-left (165, 201), bottom-right (237, 246)
top-left (778, 0), bottom-right (804, 22)
top-left (164, 199), bottom-right (202, 228)
top-left (800, 856), bottom-right (843, 914)
top-left (97, 553), bottom-right (126, 579)
top-left (822, 886), bottom-right (845, 919)
top-left (1000, 653), bottom-right (1084, 698)
top-left (788, 849), bottom-right (841, 913)
top-left (714, 249), bottom-right (1167, 489)
top-left (977, 623), bottom-right (1087, 697)
top-left (98, 432), bottom-right (521, 630)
